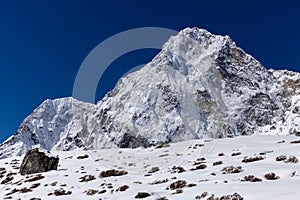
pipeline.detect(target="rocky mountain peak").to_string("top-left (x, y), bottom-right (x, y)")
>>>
top-left (1, 27), bottom-right (300, 159)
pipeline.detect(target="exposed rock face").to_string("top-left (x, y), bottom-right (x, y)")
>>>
top-left (19, 148), bottom-right (59, 175)
top-left (1, 27), bottom-right (300, 159)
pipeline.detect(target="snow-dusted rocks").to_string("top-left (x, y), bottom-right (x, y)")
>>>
top-left (0, 134), bottom-right (300, 199)
top-left (1, 27), bottom-right (300, 159)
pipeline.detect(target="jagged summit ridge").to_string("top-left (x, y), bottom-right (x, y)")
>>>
top-left (1, 27), bottom-right (300, 158)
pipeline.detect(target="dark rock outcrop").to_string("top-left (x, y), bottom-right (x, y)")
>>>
top-left (19, 148), bottom-right (59, 175)
top-left (135, 192), bottom-right (151, 198)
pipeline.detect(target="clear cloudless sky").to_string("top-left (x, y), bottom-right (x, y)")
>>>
top-left (0, 0), bottom-right (299, 143)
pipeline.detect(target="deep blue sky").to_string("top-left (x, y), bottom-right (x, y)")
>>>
top-left (0, 0), bottom-right (299, 143)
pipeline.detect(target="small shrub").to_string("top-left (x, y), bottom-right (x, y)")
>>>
top-left (77, 154), bottom-right (89, 159)
top-left (290, 171), bottom-right (296, 177)
top-left (265, 172), bottom-right (280, 180)
top-left (259, 150), bottom-right (273, 155)
top-left (187, 183), bottom-right (197, 187)
top-left (172, 188), bottom-right (183, 194)
top-left (290, 140), bottom-right (300, 144)
top-left (98, 189), bottom-right (106, 194)
top-left (79, 175), bottom-right (96, 182)
top-left (167, 180), bottom-right (187, 190)
top-left (25, 174), bottom-right (45, 182)
top-left (19, 187), bottom-right (32, 193)
top-left (171, 166), bottom-right (186, 173)
top-left (116, 185), bottom-right (129, 192)
top-left (85, 189), bottom-right (98, 196)
top-left (276, 155), bottom-right (298, 163)
top-left (53, 188), bottom-right (72, 196)
top-left (51, 182), bottom-right (57, 186)
top-left (276, 155), bottom-right (287, 161)
top-left (148, 167), bottom-right (159, 173)
top-left (193, 144), bottom-right (204, 149)
top-left (30, 183), bottom-right (41, 189)
top-left (213, 161), bottom-right (223, 166)
top-left (99, 169), bottom-right (128, 178)
top-left (196, 164), bottom-right (207, 169)
top-left (135, 192), bottom-right (151, 198)
top-left (231, 152), bottom-right (241, 156)
top-left (242, 156), bottom-right (264, 163)
top-left (242, 175), bottom-right (262, 182)
top-left (191, 164), bottom-right (207, 171)
top-left (150, 178), bottom-right (168, 185)
top-left (5, 188), bottom-right (19, 196)
top-left (285, 156), bottom-right (298, 163)
top-left (195, 192), bottom-right (208, 199)
top-left (197, 157), bottom-right (206, 161)
top-left (155, 143), bottom-right (170, 149)
top-left (221, 166), bottom-right (242, 174)
top-left (159, 154), bottom-right (169, 157)
top-left (220, 192), bottom-right (243, 200)
top-left (1, 176), bottom-right (13, 184)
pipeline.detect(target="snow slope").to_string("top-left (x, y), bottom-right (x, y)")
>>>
top-left (1, 134), bottom-right (300, 199)
top-left (1, 27), bottom-right (300, 159)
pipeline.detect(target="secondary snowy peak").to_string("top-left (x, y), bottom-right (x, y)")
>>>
top-left (0, 98), bottom-right (96, 158)
top-left (1, 27), bottom-right (300, 159)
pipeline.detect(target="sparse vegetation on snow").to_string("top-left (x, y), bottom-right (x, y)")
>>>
top-left (1, 135), bottom-right (300, 199)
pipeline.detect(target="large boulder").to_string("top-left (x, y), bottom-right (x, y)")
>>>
top-left (19, 148), bottom-right (59, 175)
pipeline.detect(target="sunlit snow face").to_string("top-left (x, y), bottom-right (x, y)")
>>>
top-left (72, 27), bottom-right (178, 104)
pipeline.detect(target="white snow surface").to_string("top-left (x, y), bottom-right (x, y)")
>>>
top-left (1, 27), bottom-right (300, 159)
top-left (1, 134), bottom-right (300, 199)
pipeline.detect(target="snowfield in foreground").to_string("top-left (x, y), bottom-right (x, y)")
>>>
top-left (1, 134), bottom-right (300, 200)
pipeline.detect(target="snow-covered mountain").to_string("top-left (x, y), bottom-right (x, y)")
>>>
top-left (1, 27), bottom-right (300, 159)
